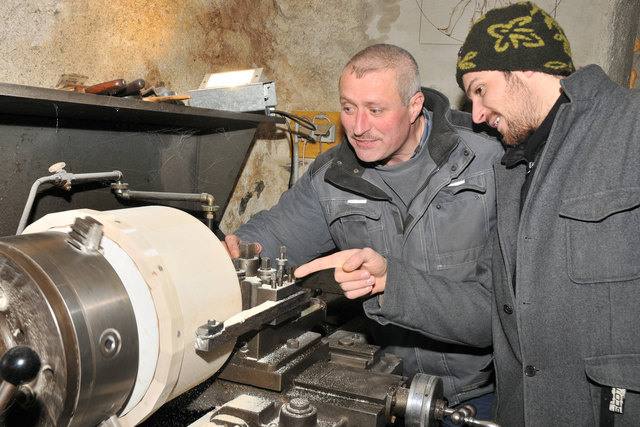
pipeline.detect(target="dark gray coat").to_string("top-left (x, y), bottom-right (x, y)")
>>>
top-left (235, 87), bottom-right (504, 404)
top-left (368, 65), bottom-right (640, 425)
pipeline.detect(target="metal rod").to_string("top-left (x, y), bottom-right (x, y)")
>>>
top-left (16, 169), bottom-right (122, 235)
top-left (118, 190), bottom-right (207, 202)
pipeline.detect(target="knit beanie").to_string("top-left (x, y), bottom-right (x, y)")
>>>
top-left (456, 1), bottom-right (575, 89)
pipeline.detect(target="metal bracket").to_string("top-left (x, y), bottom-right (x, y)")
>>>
top-left (66, 216), bottom-right (104, 253)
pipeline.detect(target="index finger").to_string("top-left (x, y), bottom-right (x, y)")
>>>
top-left (294, 249), bottom-right (358, 278)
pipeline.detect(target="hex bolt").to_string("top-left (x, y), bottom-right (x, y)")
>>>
top-left (239, 242), bottom-right (250, 259)
top-left (276, 270), bottom-right (283, 287)
top-left (239, 342), bottom-right (249, 356)
top-left (288, 398), bottom-right (310, 412)
top-left (280, 397), bottom-right (317, 426)
top-left (338, 336), bottom-right (354, 346)
top-left (196, 320), bottom-right (222, 337)
top-left (99, 329), bottom-right (122, 358)
top-left (270, 272), bottom-right (277, 289)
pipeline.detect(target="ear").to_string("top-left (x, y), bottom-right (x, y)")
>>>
top-left (409, 91), bottom-right (425, 122)
top-left (522, 70), bottom-right (535, 78)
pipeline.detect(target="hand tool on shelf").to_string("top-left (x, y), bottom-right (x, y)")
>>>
top-left (82, 79), bottom-right (127, 95)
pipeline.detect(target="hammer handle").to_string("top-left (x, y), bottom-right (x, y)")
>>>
top-left (83, 79), bottom-right (126, 95)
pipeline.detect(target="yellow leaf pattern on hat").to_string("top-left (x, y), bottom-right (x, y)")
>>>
top-left (538, 7), bottom-right (572, 58)
top-left (528, 2), bottom-right (541, 17)
top-left (458, 51), bottom-right (478, 70)
top-left (544, 61), bottom-right (570, 70)
top-left (553, 32), bottom-right (572, 57)
top-left (488, 16), bottom-right (544, 53)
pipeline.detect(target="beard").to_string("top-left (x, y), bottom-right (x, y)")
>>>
top-left (502, 110), bottom-right (538, 146)
top-left (501, 74), bottom-right (543, 146)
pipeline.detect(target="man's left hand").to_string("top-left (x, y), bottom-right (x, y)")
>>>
top-left (294, 248), bottom-right (387, 299)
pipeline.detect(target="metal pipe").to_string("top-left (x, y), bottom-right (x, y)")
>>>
top-left (66, 171), bottom-right (123, 183)
top-left (16, 168), bottom-right (123, 235)
top-left (113, 187), bottom-right (217, 231)
top-left (117, 190), bottom-right (210, 203)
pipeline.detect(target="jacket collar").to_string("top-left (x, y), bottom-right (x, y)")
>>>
top-left (560, 64), bottom-right (615, 103)
top-left (324, 142), bottom-right (391, 200)
top-left (422, 87), bottom-right (462, 167)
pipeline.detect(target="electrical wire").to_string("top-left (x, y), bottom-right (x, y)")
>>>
top-left (296, 115), bottom-right (313, 172)
top-left (302, 139), bottom-right (308, 170)
top-left (274, 112), bottom-right (313, 189)
top-left (312, 113), bottom-right (333, 156)
top-left (286, 123), bottom-right (296, 189)
top-left (270, 109), bottom-right (317, 132)
top-left (269, 109), bottom-right (334, 188)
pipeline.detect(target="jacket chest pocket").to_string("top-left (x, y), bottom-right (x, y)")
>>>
top-left (320, 198), bottom-right (389, 255)
top-left (430, 174), bottom-right (490, 270)
top-left (560, 188), bottom-right (640, 283)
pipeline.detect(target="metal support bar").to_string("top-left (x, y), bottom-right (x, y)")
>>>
top-left (195, 288), bottom-right (312, 352)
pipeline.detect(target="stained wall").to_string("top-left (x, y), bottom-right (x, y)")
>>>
top-left (0, 0), bottom-right (637, 234)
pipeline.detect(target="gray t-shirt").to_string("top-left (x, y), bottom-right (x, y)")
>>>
top-left (374, 109), bottom-right (436, 216)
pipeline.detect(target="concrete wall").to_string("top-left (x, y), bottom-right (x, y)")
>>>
top-left (0, 0), bottom-right (637, 234)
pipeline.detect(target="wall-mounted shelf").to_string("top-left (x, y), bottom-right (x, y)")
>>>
top-left (0, 82), bottom-right (283, 134)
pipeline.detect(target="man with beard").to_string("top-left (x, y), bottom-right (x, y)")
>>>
top-left (295, 2), bottom-right (640, 426)
top-left (224, 43), bottom-right (503, 423)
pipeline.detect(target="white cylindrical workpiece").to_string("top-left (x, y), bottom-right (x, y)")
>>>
top-left (25, 206), bottom-right (242, 426)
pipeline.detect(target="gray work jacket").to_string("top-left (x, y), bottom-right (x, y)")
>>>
top-left (236, 87), bottom-right (504, 404)
top-left (371, 65), bottom-right (640, 425)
